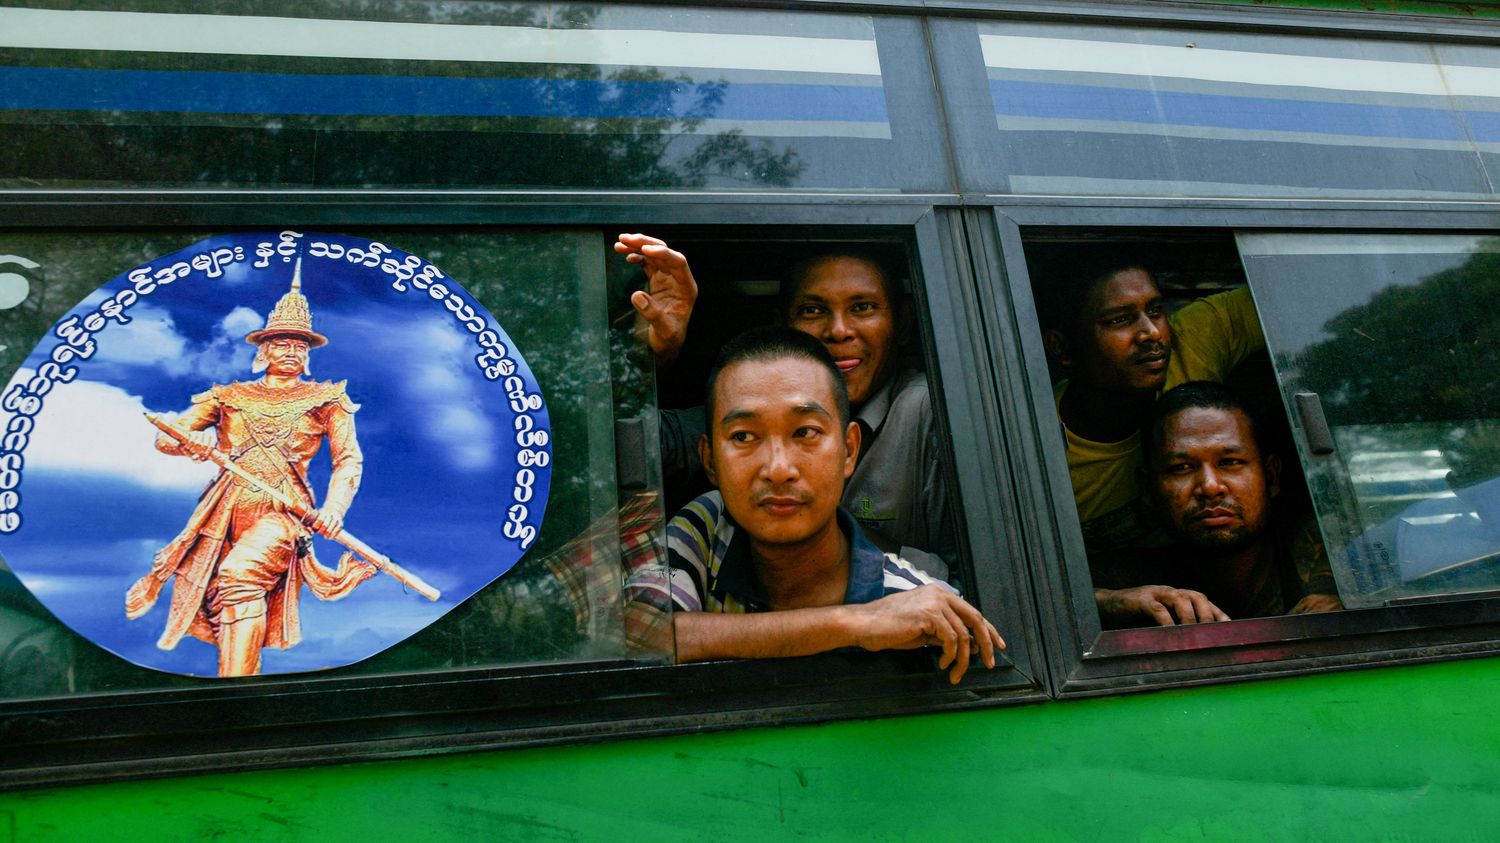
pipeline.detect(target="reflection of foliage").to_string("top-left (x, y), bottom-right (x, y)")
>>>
top-left (444, 3), bottom-right (806, 189)
top-left (1445, 421), bottom-right (1500, 491)
top-left (1295, 242), bottom-right (1500, 429)
top-left (0, 568), bottom-right (203, 697)
top-left (682, 129), bottom-right (807, 188)
top-left (540, 57), bottom-right (806, 189)
top-left (1, 3), bottom-right (808, 190)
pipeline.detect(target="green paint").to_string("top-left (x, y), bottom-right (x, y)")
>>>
top-left (5, 657), bottom-right (1499, 841)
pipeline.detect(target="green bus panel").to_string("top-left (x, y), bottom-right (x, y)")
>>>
top-left (3, 656), bottom-right (1499, 841)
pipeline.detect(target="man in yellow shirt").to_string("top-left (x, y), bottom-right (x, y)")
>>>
top-left (1038, 249), bottom-right (1265, 621)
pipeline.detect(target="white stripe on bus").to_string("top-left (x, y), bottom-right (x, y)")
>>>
top-left (0, 7), bottom-right (883, 77)
top-left (1237, 233), bottom-right (1499, 256)
top-left (980, 33), bottom-right (1500, 100)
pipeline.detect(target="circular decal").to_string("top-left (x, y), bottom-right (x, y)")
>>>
top-left (0, 231), bottom-right (551, 677)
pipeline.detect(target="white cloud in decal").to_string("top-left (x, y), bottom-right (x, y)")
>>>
top-left (8, 371), bottom-right (219, 491)
top-left (197, 306), bottom-right (262, 378)
top-left (89, 304), bottom-right (259, 380)
top-left (219, 306), bottom-right (263, 337)
top-left (92, 305), bottom-right (188, 367)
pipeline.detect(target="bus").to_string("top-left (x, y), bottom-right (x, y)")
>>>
top-left (2, 0), bottom-right (1499, 838)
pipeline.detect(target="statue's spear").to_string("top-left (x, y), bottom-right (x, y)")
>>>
top-left (145, 412), bottom-right (441, 602)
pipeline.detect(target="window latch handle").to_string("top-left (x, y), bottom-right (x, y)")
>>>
top-left (1294, 392), bottom-right (1336, 455)
top-left (615, 417), bottom-right (649, 490)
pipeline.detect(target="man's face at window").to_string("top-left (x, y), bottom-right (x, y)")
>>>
top-left (700, 356), bottom-right (858, 548)
top-left (1070, 268), bottom-right (1172, 394)
top-left (786, 257), bottom-right (899, 407)
top-left (263, 337), bottom-right (310, 376)
top-left (1149, 406), bottom-right (1278, 553)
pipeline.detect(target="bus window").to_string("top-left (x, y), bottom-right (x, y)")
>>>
top-left (0, 228), bottom-right (667, 692)
top-left (641, 236), bottom-right (954, 579)
top-left (1023, 231), bottom-right (1340, 629)
top-left (0, 219), bottom-right (1043, 786)
top-left (1238, 233), bottom-right (1500, 608)
top-left (0, 5), bottom-right (944, 194)
top-left (623, 233), bottom-right (981, 659)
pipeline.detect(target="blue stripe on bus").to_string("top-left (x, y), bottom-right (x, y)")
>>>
top-left (0, 66), bottom-right (888, 123)
top-left (991, 79), bottom-right (1500, 143)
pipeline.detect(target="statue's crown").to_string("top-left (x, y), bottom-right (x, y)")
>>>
top-left (245, 258), bottom-right (328, 347)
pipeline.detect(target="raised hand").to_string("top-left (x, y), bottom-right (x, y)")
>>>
top-left (615, 233), bottom-right (698, 365)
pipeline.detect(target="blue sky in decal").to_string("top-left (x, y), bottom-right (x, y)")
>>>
top-left (0, 233), bottom-right (551, 677)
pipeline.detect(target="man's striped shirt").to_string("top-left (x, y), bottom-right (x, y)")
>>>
top-left (627, 490), bottom-right (950, 614)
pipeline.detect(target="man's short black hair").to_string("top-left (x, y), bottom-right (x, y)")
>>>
top-left (777, 251), bottom-right (900, 319)
top-left (1142, 380), bottom-right (1265, 464)
top-left (704, 325), bottom-right (851, 431)
top-left (1030, 244), bottom-right (1156, 337)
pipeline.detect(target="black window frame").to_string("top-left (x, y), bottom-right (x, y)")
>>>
top-left (982, 198), bottom-right (1500, 697)
top-left (0, 194), bottom-right (1047, 789)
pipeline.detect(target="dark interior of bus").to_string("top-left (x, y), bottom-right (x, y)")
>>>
top-left (632, 227), bottom-right (1328, 627)
top-left (1020, 229), bottom-right (1320, 623)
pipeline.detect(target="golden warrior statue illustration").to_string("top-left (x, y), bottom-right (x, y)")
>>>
top-left (125, 264), bottom-right (410, 677)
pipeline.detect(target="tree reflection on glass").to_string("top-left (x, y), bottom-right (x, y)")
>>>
top-left (2, 3), bottom-right (809, 190)
top-left (1283, 239), bottom-right (1500, 602)
top-left (1295, 241), bottom-right (1500, 431)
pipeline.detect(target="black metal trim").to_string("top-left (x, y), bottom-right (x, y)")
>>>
top-left (1, 652), bottom-right (1043, 790)
top-left (911, 208), bottom-right (1051, 692)
top-left (0, 192), bottom-right (954, 228)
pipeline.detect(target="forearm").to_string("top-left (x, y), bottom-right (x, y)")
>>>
top-left (673, 607), bottom-right (858, 662)
top-left (322, 408), bottom-right (363, 517)
top-left (322, 469), bottom-right (361, 519)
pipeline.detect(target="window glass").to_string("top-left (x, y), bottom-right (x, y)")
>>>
top-left (0, 2), bottom-right (941, 192)
top-left (1238, 233), bottom-right (1500, 608)
top-left (0, 228), bottom-right (659, 697)
top-left (614, 231), bottom-right (1013, 681)
top-left (939, 19), bottom-right (1500, 200)
top-left (1023, 231), bottom-right (1343, 629)
top-left (638, 235), bottom-right (960, 580)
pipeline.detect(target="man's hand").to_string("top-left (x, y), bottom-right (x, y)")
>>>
top-left (615, 233), bottom-right (697, 365)
top-left (1289, 593), bottom-right (1343, 614)
top-left (673, 586), bottom-right (1002, 683)
top-left (1096, 585), bottom-right (1230, 627)
top-left (308, 509), bottom-right (345, 540)
top-left (846, 585), bottom-right (1005, 684)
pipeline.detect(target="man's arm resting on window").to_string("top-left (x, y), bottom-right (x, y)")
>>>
top-left (674, 585), bottom-right (1004, 683)
top-left (1095, 585), bottom-right (1230, 627)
